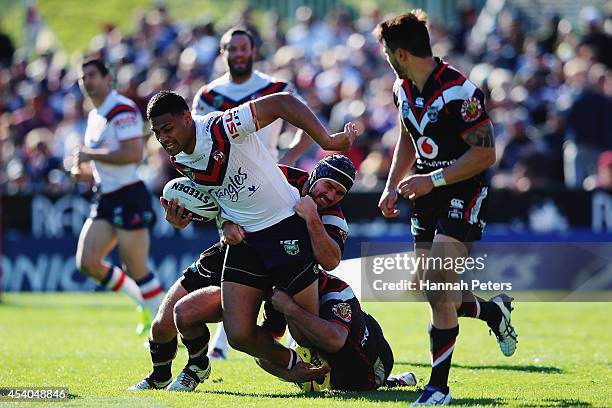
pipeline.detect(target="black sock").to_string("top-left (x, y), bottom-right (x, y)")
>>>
top-left (181, 334), bottom-right (210, 368)
top-left (428, 324), bottom-right (459, 394)
top-left (457, 293), bottom-right (502, 328)
top-left (149, 337), bottom-right (177, 381)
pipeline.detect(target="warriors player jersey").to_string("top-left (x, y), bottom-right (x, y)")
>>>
top-left (171, 103), bottom-right (300, 232)
top-left (84, 90), bottom-right (144, 193)
top-left (192, 71), bottom-right (298, 161)
top-left (393, 58), bottom-right (490, 180)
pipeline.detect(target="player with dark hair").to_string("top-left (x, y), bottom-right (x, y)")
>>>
top-left (193, 27), bottom-right (313, 359)
top-left (130, 155), bottom-right (359, 391)
top-left (72, 58), bottom-right (162, 335)
top-left (192, 26), bottom-right (311, 165)
top-left (143, 90), bottom-right (357, 389)
top-left (373, 11), bottom-right (518, 405)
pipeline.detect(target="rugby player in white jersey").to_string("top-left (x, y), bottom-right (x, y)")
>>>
top-left (193, 26), bottom-right (313, 359)
top-left (72, 59), bottom-right (163, 334)
top-left (129, 155), bottom-right (355, 391)
top-left (145, 90), bottom-right (357, 388)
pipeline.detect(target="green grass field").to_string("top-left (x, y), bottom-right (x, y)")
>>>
top-left (1, 293), bottom-right (610, 407)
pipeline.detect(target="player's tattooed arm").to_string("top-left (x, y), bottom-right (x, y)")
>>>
top-left (462, 121), bottom-right (495, 148)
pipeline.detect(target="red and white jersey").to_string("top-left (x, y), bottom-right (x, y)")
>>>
top-left (172, 103), bottom-right (300, 232)
top-left (84, 90), bottom-right (144, 193)
top-left (192, 71), bottom-right (298, 161)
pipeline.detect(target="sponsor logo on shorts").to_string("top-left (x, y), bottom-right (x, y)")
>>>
top-left (280, 239), bottom-right (300, 255)
top-left (448, 209), bottom-right (462, 220)
top-left (332, 302), bottom-right (352, 323)
top-left (113, 207), bottom-right (123, 226)
top-left (450, 198), bottom-right (464, 210)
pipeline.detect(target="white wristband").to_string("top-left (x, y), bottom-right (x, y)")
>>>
top-left (430, 169), bottom-right (447, 187)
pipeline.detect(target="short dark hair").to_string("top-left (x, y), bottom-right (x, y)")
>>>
top-left (146, 90), bottom-right (189, 120)
top-left (220, 26), bottom-right (255, 50)
top-left (81, 58), bottom-right (110, 77)
top-left (373, 10), bottom-right (432, 57)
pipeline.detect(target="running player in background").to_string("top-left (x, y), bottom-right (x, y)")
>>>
top-left (374, 12), bottom-right (517, 405)
top-left (193, 27), bottom-right (313, 359)
top-left (72, 59), bottom-right (163, 335)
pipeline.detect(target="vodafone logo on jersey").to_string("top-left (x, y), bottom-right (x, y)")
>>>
top-left (416, 136), bottom-right (439, 159)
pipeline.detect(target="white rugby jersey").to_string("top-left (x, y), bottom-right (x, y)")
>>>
top-left (192, 71), bottom-right (298, 161)
top-left (84, 90), bottom-right (144, 193)
top-left (172, 103), bottom-right (300, 232)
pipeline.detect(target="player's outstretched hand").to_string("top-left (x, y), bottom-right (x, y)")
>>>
top-left (160, 197), bottom-right (192, 229)
top-left (222, 221), bottom-right (246, 245)
top-left (378, 188), bottom-right (400, 218)
top-left (328, 122), bottom-right (358, 151)
top-left (286, 361), bottom-right (330, 383)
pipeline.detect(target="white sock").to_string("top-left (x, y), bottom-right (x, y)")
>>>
top-left (209, 322), bottom-right (230, 354)
top-left (135, 272), bottom-right (164, 316)
top-left (102, 265), bottom-right (143, 306)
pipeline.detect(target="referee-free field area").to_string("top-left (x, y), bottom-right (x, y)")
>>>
top-left (1, 292), bottom-right (610, 407)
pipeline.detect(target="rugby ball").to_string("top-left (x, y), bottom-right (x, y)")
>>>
top-left (294, 345), bottom-right (331, 392)
top-left (162, 177), bottom-right (219, 222)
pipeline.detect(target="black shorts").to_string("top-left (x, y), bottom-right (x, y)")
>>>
top-left (89, 181), bottom-right (156, 230)
top-left (222, 214), bottom-right (318, 295)
top-left (329, 311), bottom-right (394, 391)
top-left (410, 178), bottom-right (488, 247)
top-left (364, 312), bottom-right (394, 389)
top-left (180, 242), bottom-right (225, 293)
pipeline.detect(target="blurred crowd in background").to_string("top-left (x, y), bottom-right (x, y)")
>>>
top-left (1, 2), bottom-right (611, 196)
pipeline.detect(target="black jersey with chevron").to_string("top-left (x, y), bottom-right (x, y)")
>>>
top-left (393, 58), bottom-right (490, 178)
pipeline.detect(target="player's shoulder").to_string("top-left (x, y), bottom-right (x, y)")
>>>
top-left (440, 62), bottom-right (481, 97)
top-left (253, 70), bottom-right (293, 91)
top-left (278, 164), bottom-right (308, 187)
top-left (105, 92), bottom-right (141, 122)
top-left (205, 73), bottom-right (232, 90)
top-left (320, 272), bottom-right (354, 300)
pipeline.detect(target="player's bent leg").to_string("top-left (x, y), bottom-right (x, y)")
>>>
top-left (76, 218), bottom-right (117, 281)
top-left (76, 219), bottom-right (144, 309)
top-left (166, 287), bottom-right (221, 392)
top-left (117, 227), bottom-right (164, 329)
top-left (129, 281), bottom-right (188, 391)
top-left (222, 281), bottom-right (294, 366)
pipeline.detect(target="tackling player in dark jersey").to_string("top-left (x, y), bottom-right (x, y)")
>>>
top-left (374, 11), bottom-right (518, 406)
top-left (258, 271), bottom-right (417, 391)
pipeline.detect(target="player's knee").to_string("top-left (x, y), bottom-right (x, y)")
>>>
top-left (76, 252), bottom-right (97, 276)
top-left (173, 299), bottom-right (197, 332)
top-left (150, 313), bottom-right (176, 343)
top-left (226, 326), bottom-right (253, 352)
